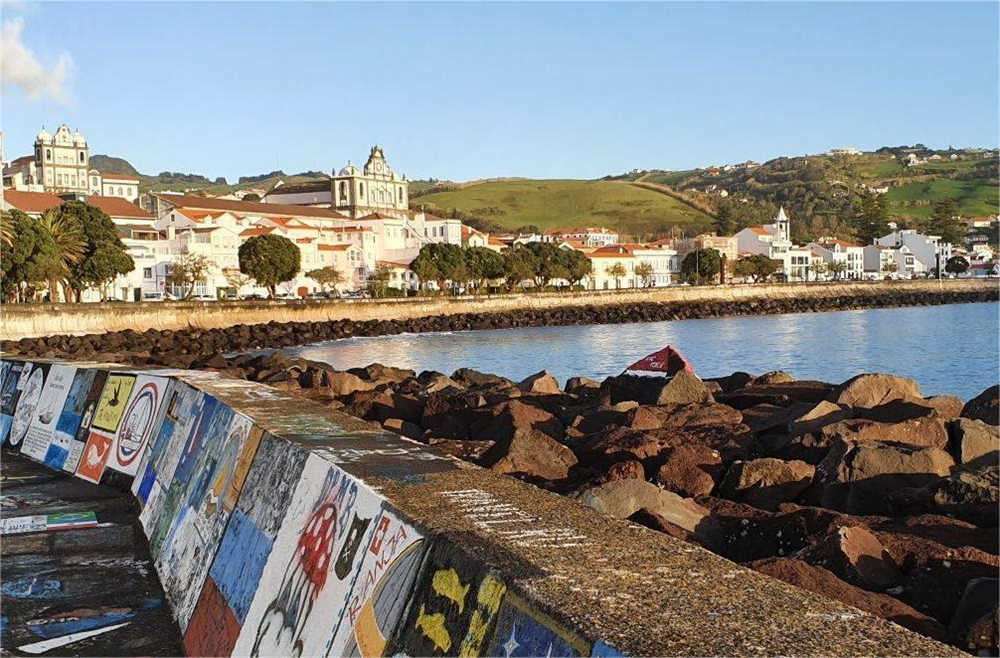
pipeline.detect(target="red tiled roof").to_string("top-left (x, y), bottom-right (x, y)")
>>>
top-left (589, 245), bottom-right (633, 258)
top-left (86, 195), bottom-right (152, 219)
top-left (2, 190), bottom-right (63, 213)
top-left (154, 193), bottom-right (349, 220)
top-left (748, 226), bottom-right (771, 235)
top-left (99, 172), bottom-right (140, 182)
top-left (377, 260), bottom-right (411, 268)
top-left (239, 227), bottom-right (275, 237)
top-left (175, 208), bottom-right (217, 222)
top-left (296, 237), bottom-right (314, 244)
top-left (318, 243), bottom-right (353, 252)
top-left (10, 155), bottom-right (34, 166)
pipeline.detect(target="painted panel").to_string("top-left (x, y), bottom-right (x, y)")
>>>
top-left (182, 576), bottom-right (241, 657)
top-left (390, 542), bottom-right (508, 657)
top-left (328, 507), bottom-right (426, 657)
top-left (232, 455), bottom-right (384, 658)
top-left (0, 360), bottom-right (25, 443)
top-left (46, 368), bottom-right (105, 471)
top-left (107, 375), bottom-right (170, 476)
top-left (4, 363), bottom-right (50, 450)
top-left (20, 364), bottom-right (77, 463)
top-left (485, 591), bottom-right (589, 657)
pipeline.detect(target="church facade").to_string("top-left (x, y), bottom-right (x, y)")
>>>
top-left (331, 146), bottom-right (409, 218)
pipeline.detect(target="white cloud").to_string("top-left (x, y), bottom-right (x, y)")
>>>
top-left (1, 16), bottom-right (74, 104)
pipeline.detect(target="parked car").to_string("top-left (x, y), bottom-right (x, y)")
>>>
top-left (191, 294), bottom-right (216, 302)
top-left (306, 291), bottom-right (332, 299)
top-left (240, 293), bottom-right (266, 300)
top-left (142, 292), bottom-right (167, 302)
top-left (274, 292), bottom-right (299, 300)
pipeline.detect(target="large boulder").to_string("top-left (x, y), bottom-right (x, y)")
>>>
top-left (575, 479), bottom-right (713, 539)
top-left (950, 418), bottom-right (1000, 470)
top-left (421, 390), bottom-right (488, 439)
top-left (350, 363), bottom-right (415, 385)
top-left (831, 373), bottom-right (923, 409)
top-left (565, 376), bottom-right (600, 395)
top-left (962, 385), bottom-right (999, 426)
top-left (344, 389), bottom-right (424, 424)
top-left (518, 370), bottom-right (562, 395)
top-left (753, 370), bottom-right (795, 385)
top-left (603, 459), bottom-right (646, 482)
top-left (627, 402), bottom-right (742, 431)
top-left (888, 467), bottom-right (999, 527)
top-left (794, 525), bottom-right (901, 590)
top-left (787, 400), bottom-right (853, 436)
top-left (482, 428), bottom-right (577, 481)
top-left (817, 439), bottom-right (955, 515)
top-left (321, 370), bottom-right (377, 396)
top-left (718, 458), bottom-right (815, 511)
top-left (656, 444), bottom-right (721, 497)
top-left (922, 395), bottom-right (964, 420)
top-left (705, 371), bottom-right (754, 394)
top-left (452, 367), bottom-right (515, 390)
top-left (948, 578), bottom-right (999, 653)
top-left (751, 558), bottom-right (946, 640)
top-left (601, 371), bottom-right (714, 406)
top-left (382, 417), bottom-right (423, 441)
top-left (468, 399), bottom-right (565, 443)
top-left (580, 427), bottom-right (675, 464)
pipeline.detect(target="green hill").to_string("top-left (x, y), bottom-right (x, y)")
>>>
top-left (411, 179), bottom-right (714, 238)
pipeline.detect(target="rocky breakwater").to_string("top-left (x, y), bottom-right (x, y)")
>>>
top-left (202, 352), bottom-right (999, 654)
top-left (3, 284), bottom-right (996, 362)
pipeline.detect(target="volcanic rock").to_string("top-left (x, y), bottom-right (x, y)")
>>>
top-left (950, 418), bottom-right (1000, 470)
top-left (794, 525), bottom-right (901, 590)
top-left (382, 417), bottom-right (423, 440)
top-left (718, 458), bottom-right (815, 511)
top-left (962, 385), bottom-right (999, 426)
top-left (467, 399), bottom-right (565, 443)
top-left (831, 373), bottom-right (923, 409)
top-left (518, 370), bottom-right (562, 395)
top-left (565, 376), bottom-right (600, 395)
top-left (481, 428), bottom-right (577, 481)
top-left (948, 578), bottom-right (999, 653)
top-left (575, 479), bottom-right (711, 537)
top-left (601, 371), bottom-right (713, 406)
top-left (656, 444), bottom-right (720, 497)
top-left (322, 370), bottom-right (377, 396)
top-left (754, 371), bottom-right (795, 385)
top-left (604, 459), bottom-right (646, 482)
top-left (923, 395), bottom-right (965, 419)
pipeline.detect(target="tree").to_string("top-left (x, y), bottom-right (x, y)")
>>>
top-left (463, 247), bottom-right (504, 292)
top-left (851, 189), bottom-right (890, 245)
top-left (826, 260), bottom-right (847, 280)
top-left (945, 255), bottom-right (970, 275)
top-left (524, 242), bottom-right (569, 288)
top-left (50, 202), bottom-right (134, 301)
top-left (242, 193), bottom-right (261, 202)
top-left (563, 249), bottom-right (592, 287)
top-left (733, 254), bottom-right (779, 282)
top-left (306, 266), bottom-right (343, 292)
top-left (1, 210), bottom-right (49, 302)
top-left (408, 243), bottom-right (464, 294)
top-left (238, 234), bottom-right (300, 297)
top-left (167, 254), bottom-right (212, 300)
top-left (680, 248), bottom-right (721, 285)
top-left (634, 261), bottom-right (654, 287)
top-left (810, 260), bottom-right (827, 281)
top-left (501, 246), bottom-right (538, 292)
top-left (367, 263), bottom-right (393, 298)
top-left (35, 210), bottom-right (85, 302)
top-left (714, 201), bottom-right (735, 236)
top-left (927, 198), bottom-right (964, 245)
top-left (606, 262), bottom-right (627, 288)
top-left (224, 269), bottom-right (254, 296)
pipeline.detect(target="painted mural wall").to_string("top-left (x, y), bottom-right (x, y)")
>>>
top-left (0, 358), bottom-right (624, 658)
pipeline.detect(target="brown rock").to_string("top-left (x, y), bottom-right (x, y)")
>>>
top-left (482, 428), bottom-right (578, 481)
top-left (575, 479), bottom-right (711, 536)
top-left (751, 558), bottom-right (946, 640)
top-left (581, 427), bottom-right (675, 463)
top-left (656, 370), bottom-right (716, 405)
top-left (948, 578), bottom-right (999, 652)
top-left (787, 400), bottom-right (853, 436)
top-left (421, 390), bottom-right (488, 439)
top-left (923, 395), bottom-right (964, 419)
top-left (382, 417), bottom-right (423, 440)
top-left (754, 370), bottom-right (795, 385)
top-left (857, 398), bottom-right (941, 423)
top-left (818, 439), bottom-right (955, 515)
top-left (628, 402), bottom-right (743, 431)
top-left (657, 444), bottom-right (720, 497)
top-left (889, 467), bottom-right (999, 527)
top-left (600, 371), bottom-right (714, 406)
top-left (832, 373), bottom-right (923, 409)
top-left (950, 418), bottom-right (1000, 470)
top-left (604, 459), bottom-right (645, 482)
top-left (962, 385), bottom-right (999, 426)
top-left (468, 399), bottom-right (565, 442)
top-left (795, 525), bottom-right (901, 590)
top-left (321, 370), bottom-right (376, 396)
top-left (518, 370), bottom-right (562, 395)
top-left (706, 371), bottom-right (754, 393)
top-left (718, 458), bottom-right (815, 511)
top-left (565, 376), bottom-right (600, 394)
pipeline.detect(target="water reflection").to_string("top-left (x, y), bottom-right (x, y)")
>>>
top-left (286, 302), bottom-right (998, 400)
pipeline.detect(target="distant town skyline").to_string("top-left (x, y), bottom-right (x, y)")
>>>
top-left (2, 2), bottom-right (997, 182)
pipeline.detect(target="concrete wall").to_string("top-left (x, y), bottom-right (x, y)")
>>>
top-left (0, 358), bottom-right (957, 656)
top-left (1, 279), bottom-right (993, 340)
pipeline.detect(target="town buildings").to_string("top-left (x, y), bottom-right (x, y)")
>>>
top-left (734, 207), bottom-right (821, 281)
top-left (808, 238), bottom-right (865, 280)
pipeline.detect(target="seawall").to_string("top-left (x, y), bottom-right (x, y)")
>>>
top-left (2, 279), bottom-right (994, 340)
top-left (0, 357), bottom-right (959, 656)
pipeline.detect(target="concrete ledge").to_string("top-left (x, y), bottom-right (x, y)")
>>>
top-left (1, 279), bottom-right (993, 340)
top-left (0, 358), bottom-right (959, 656)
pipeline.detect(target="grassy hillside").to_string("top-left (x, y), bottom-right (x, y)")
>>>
top-left (411, 179), bottom-right (714, 238)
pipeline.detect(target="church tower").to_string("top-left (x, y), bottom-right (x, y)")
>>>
top-left (774, 206), bottom-right (790, 242)
top-left (331, 146), bottom-right (409, 219)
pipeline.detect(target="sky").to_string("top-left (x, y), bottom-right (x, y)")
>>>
top-left (2, 2), bottom-right (997, 182)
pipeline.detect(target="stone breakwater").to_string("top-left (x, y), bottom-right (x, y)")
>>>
top-left (208, 353), bottom-right (999, 654)
top-left (3, 284), bottom-right (996, 366)
top-left (0, 358), bottom-right (960, 657)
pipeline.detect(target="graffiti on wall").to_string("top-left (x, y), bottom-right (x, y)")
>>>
top-left (108, 375), bottom-right (170, 476)
top-left (485, 590), bottom-right (590, 657)
top-left (232, 455), bottom-right (383, 658)
top-left (391, 542), bottom-right (508, 657)
top-left (46, 368), bottom-right (105, 471)
top-left (2, 362), bottom-right (50, 450)
top-left (20, 364), bottom-right (77, 463)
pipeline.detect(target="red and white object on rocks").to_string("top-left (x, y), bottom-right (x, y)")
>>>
top-left (624, 345), bottom-right (695, 378)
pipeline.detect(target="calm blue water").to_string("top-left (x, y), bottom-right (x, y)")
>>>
top-left (287, 302), bottom-right (999, 400)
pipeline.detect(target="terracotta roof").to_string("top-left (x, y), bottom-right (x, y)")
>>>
top-left (264, 216), bottom-right (313, 229)
top-left (748, 226), bottom-right (771, 236)
top-left (296, 237), bottom-right (314, 244)
top-left (174, 208), bottom-right (217, 222)
top-left (10, 155), bottom-right (34, 166)
top-left (153, 193), bottom-right (349, 219)
top-left (488, 236), bottom-right (506, 246)
top-left (377, 260), bottom-right (411, 268)
top-left (99, 172), bottom-right (140, 182)
top-left (818, 238), bottom-right (858, 249)
top-left (589, 245), bottom-right (633, 258)
top-left (358, 211), bottom-right (403, 221)
top-left (239, 227), bottom-right (275, 237)
top-left (2, 190), bottom-right (63, 213)
top-left (86, 195), bottom-right (152, 219)
top-left (318, 243), bottom-right (353, 252)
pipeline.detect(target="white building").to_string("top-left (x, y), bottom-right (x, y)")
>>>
top-left (543, 226), bottom-right (619, 247)
top-left (863, 244), bottom-right (917, 278)
top-left (589, 245), bottom-right (636, 290)
top-left (33, 125), bottom-right (90, 195)
top-left (631, 244), bottom-right (678, 287)
top-left (734, 207), bottom-right (824, 281)
top-left (332, 146), bottom-right (409, 219)
top-left (875, 229), bottom-right (952, 274)
top-left (808, 238), bottom-right (865, 280)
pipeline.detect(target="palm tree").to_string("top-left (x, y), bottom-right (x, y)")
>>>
top-left (0, 210), bottom-right (13, 249)
top-left (826, 260), bottom-right (847, 281)
top-left (607, 263), bottom-right (626, 289)
top-left (37, 209), bottom-right (85, 302)
top-left (634, 262), bottom-right (654, 288)
top-left (810, 261), bottom-right (826, 281)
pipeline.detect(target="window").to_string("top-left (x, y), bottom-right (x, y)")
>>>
top-left (143, 267), bottom-right (153, 279)
top-left (339, 181), bottom-right (348, 202)
top-left (118, 187), bottom-right (123, 196)
top-left (79, 152), bottom-right (85, 163)
top-left (45, 149), bottom-right (51, 160)
top-left (397, 186), bottom-right (403, 202)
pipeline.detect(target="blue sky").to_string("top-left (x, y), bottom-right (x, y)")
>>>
top-left (2, 2), bottom-right (997, 182)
